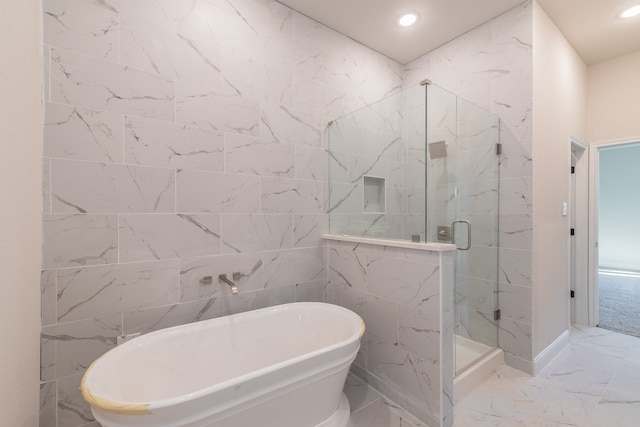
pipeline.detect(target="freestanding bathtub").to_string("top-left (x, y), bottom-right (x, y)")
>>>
top-left (81, 302), bottom-right (364, 427)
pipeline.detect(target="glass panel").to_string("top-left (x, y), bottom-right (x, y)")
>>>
top-left (425, 84), bottom-right (500, 376)
top-left (328, 86), bottom-right (423, 240)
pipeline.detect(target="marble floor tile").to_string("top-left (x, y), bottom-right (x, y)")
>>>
top-left (348, 326), bottom-right (640, 427)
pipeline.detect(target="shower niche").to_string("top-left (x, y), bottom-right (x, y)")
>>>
top-left (363, 176), bottom-right (386, 214)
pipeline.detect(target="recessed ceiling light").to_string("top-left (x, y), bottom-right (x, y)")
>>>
top-left (398, 13), bottom-right (418, 27)
top-left (621, 5), bottom-right (640, 18)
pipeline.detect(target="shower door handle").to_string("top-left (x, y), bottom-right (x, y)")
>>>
top-left (451, 220), bottom-right (471, 250)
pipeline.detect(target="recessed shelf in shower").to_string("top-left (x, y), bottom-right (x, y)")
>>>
top-left (363, 176), bottom-right (386, 214)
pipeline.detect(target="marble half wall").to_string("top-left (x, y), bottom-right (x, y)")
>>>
top-left (324, 236), bottom-right (455, 427)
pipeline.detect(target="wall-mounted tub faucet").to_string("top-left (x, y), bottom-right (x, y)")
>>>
top-left (219, 274), bottom-right (239, 295)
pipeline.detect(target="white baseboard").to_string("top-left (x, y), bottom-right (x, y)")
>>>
top-left (533, 329), bottom-right (570, 375)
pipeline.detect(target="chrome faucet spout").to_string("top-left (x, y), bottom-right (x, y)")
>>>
top-left (219, 274), bottom-right (238, 295)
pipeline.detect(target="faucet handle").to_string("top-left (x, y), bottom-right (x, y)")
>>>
top-left (232, 272), bottom-right (242, 281)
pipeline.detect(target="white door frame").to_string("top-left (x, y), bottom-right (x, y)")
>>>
top-left (570, 137), bottom-right (588, 325)
top-left (588, 136), bottom-right (640, 326)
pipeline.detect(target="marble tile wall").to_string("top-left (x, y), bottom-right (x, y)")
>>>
top-left (325, 239), bottom-right (455, 427)
top-left (328, 91), bottom-right (407, 239)
top-left (404, 2), bottom-right (534, 370)
top-left (39, 1), bottom-right (402, 426)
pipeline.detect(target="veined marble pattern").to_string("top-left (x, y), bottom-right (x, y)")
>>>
top-left (51, 49), bottom-right (175, 121)
top-left (176, 79), bottom-right (260, 135)
top-left (43, 214), bottom-right (117, 269)
top-left (44, 0), bottom-right (118, 62)
top-left (56, 260), bottom-right (180, 323)
top-left (44, 102), bottom-right (124, 163)
top-left (125, 116), bottom-right (224, 171)
top-left (224, 133), bottom-right (295, 177)
top-left (454, 326), bottom-right (640, 427)
top-left (348, 326), bottom-right (640, 427)
top-left (176, 170), bottom-right (260, 214)
top-left (119, 214), bottom-right (221, 262)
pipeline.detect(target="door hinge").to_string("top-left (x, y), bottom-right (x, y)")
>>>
top-left (570, 228), bottom-right (575, 236)
top-left (494, 309), bottom-right (501, 321)
top-left (571, 166), bottom-right (575, 174)
top-left (496, 143), bottom-right (502, 155)
top-left (571, 290), bottom-right (575, 298)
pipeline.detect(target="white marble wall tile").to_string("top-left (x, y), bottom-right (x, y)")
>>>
top-left (261, 177), bottom-right (323, 214)
top-left (57, 260), bottom-right (179, 323)
top-left (220, 214), bottom-right (292, 254)
top-left (123, 297), bottom-right (224, 335)
top-left (295, 146), bottom-right (328, 181)
top-left (43, 214), bottom-right (117, 269)
top-left (39, 381), bottom-right (56, 427)
top-left (44, 102), bottom-right (124, 163)
top-left (500, 136), bottom-right (533, 180)
top-left (261, 102), bottom-right (321, 147)
top-left (176, 79), bottom-right (260, 135)
top-left (499, 213), bottom-right (533, 251)
top-left (119, 214), bottom-right (221, 262)
top-left (367, 256), bottom-right (440, 308)
top-left (41, 315), bottom-right (120, 381)
top-left (455, 246), bottom-right (499, 281)
top-left (294, 214), bottom-right (328, 248)
top-left (364, 294), bottom-right (399, 346)
top-left (176, 170), bottom-right (260, 213)
top-left (498, 248), bottom-right (532, 287)
top-left (263, 247), bottom-right (323, 288)
top-left (57, 373), bottom-right (94, 426)
top-left (399, 304), bottom-right (441, 364)
top-left (499, 318), bottom-right (533, 359)
top-left (108, 0), bottom-right (176, 25)
top-left (223, 285), bottom-right (295, 315)
top-left (222, 55), bottom-right (293, 106)
top-left (500, 176), bottom-right (533, 214)
top-left (125, 116), bottom-right (224, 171)
top-left (51, 159), bottom-right (175, 213)
top-left (50, 49), bottom-right (175, 121)
top-left (119, 15), bottom-right (221, 86)
top-left (180, 252), bottom-right (264, 302)
top-left (498, 283), bottom-right (532, 323)
top-left (367, 340), bottom-right (440, 417)
top-left (216, 0), bottom-right (294, 40)
top-left (44, 0), bottom-right (118, 61)
top-left (224, 133), bottom-right (294, 177)
top-left (326, 242), bottom-right (367, 290)
top-left (292, 78), bottom-right (367, 120)
top-left (41, 270), bottom-right (57, 326)
top-left (44, 45), bottom-right (51, 102)
top-left (294, 280), bottom-right (324, 302)
top-left (43, 158), bottom-right (51, 214)
top-left (328, 183), bottom-right (361, 215)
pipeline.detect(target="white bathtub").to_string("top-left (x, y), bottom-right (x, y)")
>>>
top-left (81, 302), bottom-right (364, 427)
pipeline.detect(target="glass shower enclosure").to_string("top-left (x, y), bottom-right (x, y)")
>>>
top-left (328, 82), bottom-right (500, 377)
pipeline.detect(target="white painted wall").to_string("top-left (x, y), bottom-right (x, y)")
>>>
top-left (0, 0), bottom-right (43, 425)
top-left (532, 2), bottom-right (587, 357)
top-left (588, 49), bottom-right (640, 143)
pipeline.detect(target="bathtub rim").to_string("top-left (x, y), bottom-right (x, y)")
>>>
top-left (81, 302), bottom-right (364, 416)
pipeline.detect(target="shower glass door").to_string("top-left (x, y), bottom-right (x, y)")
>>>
top-left (425, 84), bottom-right (500, 376)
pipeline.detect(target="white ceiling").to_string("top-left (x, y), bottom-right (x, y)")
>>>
top-left (278, 0), bottom-right (640, 65)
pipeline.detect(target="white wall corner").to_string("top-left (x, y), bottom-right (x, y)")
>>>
top-left (504, 352), bottom-right (534, 375)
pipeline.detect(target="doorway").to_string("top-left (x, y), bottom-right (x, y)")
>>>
top-left (594, 141), bottom-right (640, 337)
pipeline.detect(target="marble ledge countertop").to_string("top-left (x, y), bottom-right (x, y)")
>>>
top-left (322, 234), bottom-right (457, 252)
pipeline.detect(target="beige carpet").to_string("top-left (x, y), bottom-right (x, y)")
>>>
top-left (598, 271), bottom-right (640, 338)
